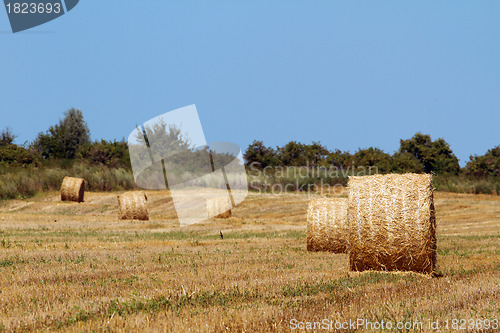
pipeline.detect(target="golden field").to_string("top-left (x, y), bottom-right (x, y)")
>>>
top-left (0, 190), bottom-right (498, 332)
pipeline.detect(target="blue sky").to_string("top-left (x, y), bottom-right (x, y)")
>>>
top-left (1, 1), bottom-right (499, 166)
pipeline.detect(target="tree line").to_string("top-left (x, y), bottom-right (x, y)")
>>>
top-left (0, 109), bottom-right (130, 169)
top-left (1, 108), bottom-right (499, 179)
top-left (244, 136), bottom-right (499, 178)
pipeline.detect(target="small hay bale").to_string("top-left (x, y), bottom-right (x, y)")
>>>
top-left (207, 197), bottom-right (232, 219)
top-left (118, 191), bottom-right (149, 220)
top-left (306, 197), bottom-right (348, 253)
top-left (347, 173), bottom-right (436, 274)
top-left (60, 176), bottom-right (85, 203)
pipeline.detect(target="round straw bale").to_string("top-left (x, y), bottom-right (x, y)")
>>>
top-left (347, 173), bottom-right (436, 274)
top-left (118, 191), bottom-right (149, 220)
top-left (60, 176), bottom-right (85, 203)
top-left (207, 197), bottom-right (232, 219)
top-left (307, 197), bottom-right (348, 253)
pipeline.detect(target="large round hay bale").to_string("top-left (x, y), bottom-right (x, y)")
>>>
top-left (60, 176), bottom-right (85, 203)
top-left (118, 191), bottom-right (149, 220)
top-left (307, 197), bottom-right (348, 253)
top-left (347, 173), bottom-right (436, 274)
top-left (206, 197), bottom-right (232, 219)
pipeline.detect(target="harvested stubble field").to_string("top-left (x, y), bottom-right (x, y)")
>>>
top-left (0, 190), bottom-right (498, 332)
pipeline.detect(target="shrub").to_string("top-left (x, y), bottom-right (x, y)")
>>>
top-left (399, 133), bottom-right (460, 174)
top-left (78, 140), bottom-right (130, 168)
top-left (0, 144), bottom-right (38, 167)
top-left (353, 147), bottom-right (392, 173)
top-left (244, 140), bottom-right (280, 168)
top-left (465, 145), bottom-right (500, 178)
top-left (390, 152), bottom-right (424, 173)
top-left (32, 108), bottom-right (90, 159)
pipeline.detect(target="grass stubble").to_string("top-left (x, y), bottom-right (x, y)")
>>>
top-left (0, 191), bottom-right (498, 332)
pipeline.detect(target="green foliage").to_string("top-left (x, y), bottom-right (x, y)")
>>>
top-left (390, 152), bottom-right (424, 173)
top-left (131, 122), bottom-right (234, 185)
top-left (33, 108), bottom-right (90, 159)
top-left (465, 145), bottom-right (500, 177)
top-left (279, 141), bottom-right (329, 167)
top-left (0, 127), bottom-right (37, 167)
top-left (61, 109), bottom-right (91, 158)
top-left (0, 144), bottom-right (38, 167)
top-left (78, 140), bottom-right (130, 168)
top-left (243, 135), bottom-right (499, 195)
top-left (353, 147), bottom-right (392, 173)
top-left (245, 141), bottom-right (330, 168)
top-left (278, 141), bottom-right (308, 166)
top-left (277, 141), bottom-right (323, 167)
top-left (33, 124), bottom-right (65, 159)
top-left (307, 142), bottom-right (330, 166)
top-left (243, 140), bottom-right (280, 168)
top-left (245, 133), bottom-right (461, 175)
top-left (399, 133), bottom-right (460, 174)
top-left (2, 120), bottom-right (499, 199)
top-left (0, 127), bottom-right (17, 146)
top-left (138, 122), bottom-right (192, 156)
top-left (325, 149), bottom-right (352, 169)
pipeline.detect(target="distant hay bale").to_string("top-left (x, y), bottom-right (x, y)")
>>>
top-left (347, 173), bottom-right (436, 274)
top-left (307, 197), bottom-right (348, 253)
top-left (207, 197), bottom-right (232, 219)
top-left (60, 177), bottom-right (85, 203)
top-left (118, 191), bottom-right (149, 220)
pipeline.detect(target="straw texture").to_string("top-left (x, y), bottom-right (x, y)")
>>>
top-left (60, 177), bottom-right (85, 203)
top-left (307, 197), bottom-right (348, 253)
top-left (207, 197), bottom-right (232, 219)
top-left (347, 173), bottom-right (436, 274)
top-left (118, 191), bottom-right (149, 220)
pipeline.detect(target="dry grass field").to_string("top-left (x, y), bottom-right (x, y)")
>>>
top-left (0, 190), bottom-right (498, 332)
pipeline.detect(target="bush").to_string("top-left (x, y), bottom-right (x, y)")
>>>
top-left (78, 140), bottom-right (130, 168)
top-left (353, 147), bottom-right (392, 173)
top-left (244, 140), bottom-right (280, 168)
top-left (398, 133), bottom-right (460, 174)
top-left (0, 145), bottom-right (38, 167)
top-left (465, 145), bottom-right (500, 178)
top-left (32, 108), bottom-right (90, 159)
top-left (390, 152), bottom-right (424, 173)
top-left (0, 127), bottom-right (16, 146)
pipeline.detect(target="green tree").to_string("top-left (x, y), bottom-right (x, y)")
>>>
top-left (0, 145), bottom-right (37, 166)
top-left (78, 139), bottom-right (130, 168)
top-left (399, 133), bottom-right (460, 174)
top-left (33, 108), bottom-right (90, 159)
top-left (0, 127), bottom-right (37, 166)
top-left (276, 141), bottom-right (331, 167)
top-left (325, 149), bottom-right (352, 169)
top-left (243, 140), bottom-right (279, 168)
top-left (303, 142), bottom-right (329, 166)
top-left (465, 145), bottom-right (500, 177)
top-left (390, 152), bottom-right (424, 173)
top-left (278, 141), bottom-right (308, 166)
top-left (0, 127), bottom-right (17, 146)
top-left (353, 147), bottom-right (392, 173)
top-left (137, 121), bottom-right (192, 156)
top-left (61, 108), bottom-right (90, 158)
